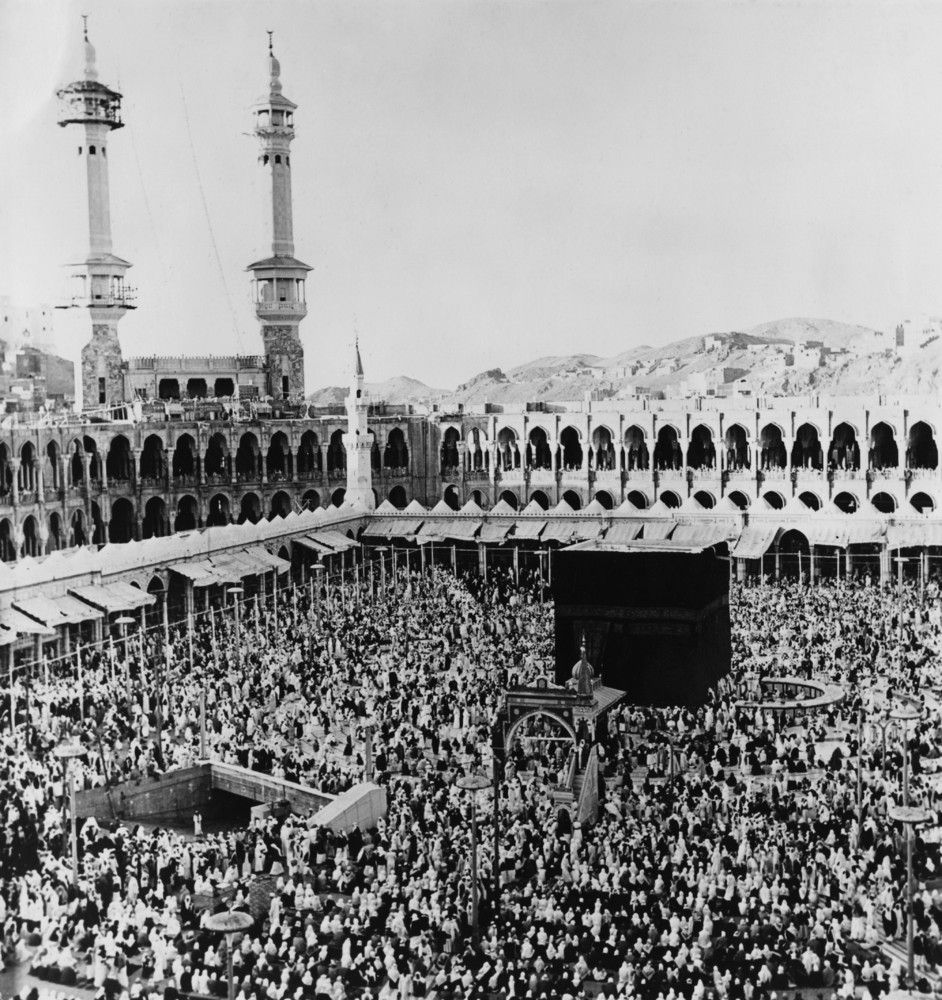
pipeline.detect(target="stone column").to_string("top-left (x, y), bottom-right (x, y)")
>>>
top-left (131, 448), bottom-right (142, 490)
top-left (33, 460), bottom-right (44, 504)
top-left (100, 449), bottom-right (109, 491)
top-left (9, 459), bottom-right (20, 506)
top-left (319, 444), bottom-right (329, 479)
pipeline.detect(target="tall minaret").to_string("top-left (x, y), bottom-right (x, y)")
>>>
top-left (343, 339), bottom-right (376, 510)
top-left (246, 33), bottom-right (310, 400)
top-left (57, 17), bottom-right (133, 408)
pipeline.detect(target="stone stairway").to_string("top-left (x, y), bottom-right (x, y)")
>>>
top-left (875, 930), bottom-right (940, 988)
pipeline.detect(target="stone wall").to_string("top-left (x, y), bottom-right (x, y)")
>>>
top-left (81, 323), bottom-right (125, 407)
top-left (262, 324), bottom-right (305, 398)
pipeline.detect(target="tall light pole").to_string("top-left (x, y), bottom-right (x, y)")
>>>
top-left (455, 771), bottom-right (491, 941)
top-left (115, 615), bottom-right (135, 703)
top-left (204, 910), bottom-right (254, 1000)
top-left (53, 739), bottom-right (86, 885)
top-left (890, 701), bottom-right (925, 991)
top-left (889, 803), bottom-right (932, 992)
top-left (893, 554), bottom-right (906, 660)
top-left (227, 586), bottom-right (244, 670)
top-left (375, 546), bottom-right (388, 594)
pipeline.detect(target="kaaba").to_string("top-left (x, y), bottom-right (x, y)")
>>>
top-left (551, 540), bottom-right (730, 706)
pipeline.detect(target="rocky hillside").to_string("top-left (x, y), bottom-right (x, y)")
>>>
top-left (309, 317), bottom-right (941, 407)
top-left (308, 375), bottom-right (445, 408)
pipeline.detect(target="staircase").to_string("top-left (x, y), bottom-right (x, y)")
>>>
top-left (875, 930), bottom-right (940, 989)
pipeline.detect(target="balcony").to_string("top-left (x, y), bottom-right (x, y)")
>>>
top-left (688, 467), bottom-right (719, 481)
top-left (909, 467), bottom-right (940, 481)
top-left (67, 290), bottom-right (137, 309)
top-left (527, 468), bottom-right (556, 486)
top-left (255, 300), bottom-right (306, 313)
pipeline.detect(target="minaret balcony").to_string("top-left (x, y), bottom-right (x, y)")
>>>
top-left (256, 300), bottom-right (307, 321)
top-left (66, 289), bottom-right (137, 309)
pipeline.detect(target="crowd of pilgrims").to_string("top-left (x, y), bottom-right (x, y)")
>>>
top-left (1, 559), bottom-right (942, 1000)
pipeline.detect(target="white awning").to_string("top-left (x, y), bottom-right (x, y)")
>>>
top-left (570, 520), bottom-right (605, 541)
top-left (172, 560), bottom-right (222, 588)
top-left (308, 530), bottom-right (360, 552)
top-left (641, 521), bottom-right (675, 541)
top-left (362, 518), bottom-right (423, 538)
top-left (243, 545), bottom-right (290, 574)
top-left (887, 523), bottom-right (942, 549)
top-left (604, 520), bottom-right (643, 544)
top-left (730, 525), bottom-right (779, 560)
top-left (291, 535), bottom-right (335, 556)
top-left (803, 523), bottom-right (850, 548)
top-left (541, 521), bottom-right (577, 545)
top-left (440, 519), bottom-right (481, 542)
top-left (14, 594), bottom-right (103, 627)
top-left (512, 519), bottom-right (546, 540)
top-left (478, 522), bottom-right (511, 544)
top-left (0, 606), bottom-right (56, 636)
top-left (671, 523), bottom-right (732, 547)
top-left (71, 582), bottom-right (156, 614)
top-left (207, 553), bottom-right (252, 583)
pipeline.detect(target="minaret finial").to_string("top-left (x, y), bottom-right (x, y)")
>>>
top-left (82, 14), bottom-right (89, 40)
top-left (580, 633), bottom-right (587, 660)
top-left (267, 30), bottom-right (273, 54)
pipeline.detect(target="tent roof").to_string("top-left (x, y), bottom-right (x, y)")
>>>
top-left (519, 500), bottom-right (547, 516)
top-left (489, 499), bottom-right (517, 516)
top-left (645, 499), bottom-right (673, 517)
top-left (403, 499), bottom-right (428, 514)
top-left (373, 499), bottom-right (398, 514)
top-left (460, 498), bottom-right (485, 515)
top-left (581, 499), bottom-right (608, 516)
top-left (614, 496), bottom-right (644, 514)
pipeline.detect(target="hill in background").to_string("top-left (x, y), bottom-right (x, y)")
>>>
top-left (309, 317), bottom-right (940, 408)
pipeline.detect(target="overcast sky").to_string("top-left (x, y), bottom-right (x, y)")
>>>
top-left (3, 0), bottom-right (942, 392)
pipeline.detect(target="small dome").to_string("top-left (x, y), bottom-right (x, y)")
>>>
top-left (269, 53), bottom-right (282, 94)
top-left (571, 636), bottom-right (594, 688)
top-left (84, 38), bottom-right (98, 81)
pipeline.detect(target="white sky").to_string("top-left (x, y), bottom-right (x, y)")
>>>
top-left (2, 0), bottom-right (942, 391)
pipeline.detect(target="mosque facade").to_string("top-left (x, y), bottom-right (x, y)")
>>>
top-left (0, 24), bottom-right (937, 562)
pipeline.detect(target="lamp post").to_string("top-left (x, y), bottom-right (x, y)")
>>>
top-left (890, 701), bottom-right (924, 991)
top-left (455, 770), bottom-right (491, 941)
top-left (893, 554), bottom-right (906, 659)
top-left (890, 703), bottom-right (921, 809)
top-left (114, 615), bottom-right (135, 702)
top-left (204, 910), bottom-right (254, 1000)
top-left (53, 739), bottom-right (87, 885)
top-left (889, 804), bottom-right (933, 992)
top-left (226, 587), bottom-right (244, 670)
top-left (375, 546), bottom-right (388, 594)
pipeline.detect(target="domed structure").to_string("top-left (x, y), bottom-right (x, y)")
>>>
top-left (571, 635), bottom-right (595, 699)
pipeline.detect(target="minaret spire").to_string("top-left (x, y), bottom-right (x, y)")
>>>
top-left (57, 15), bottom-right (133, 408)
top-left (246, 33), bottom-right (310, 400)
top-left (343, 336), bottom-right (376, 511)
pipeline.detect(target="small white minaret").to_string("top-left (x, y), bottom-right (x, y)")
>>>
top-left (343, 339), bottom-right (375, 510)
top-left (57, 17), bottom-right (134, 408)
